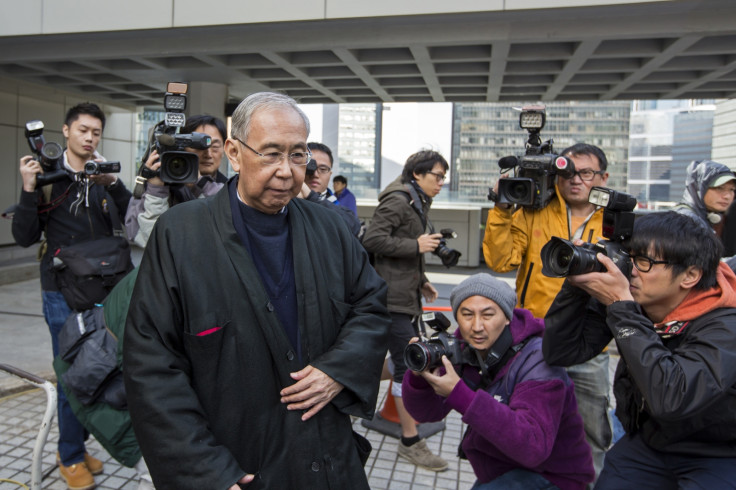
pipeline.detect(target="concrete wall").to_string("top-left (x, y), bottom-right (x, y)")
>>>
top-left (0, 0), bottom-right (671, 35)
top-left (713, 99), bottom-right (736, 169)
top-left (0, 76), bottom-right (138, 246)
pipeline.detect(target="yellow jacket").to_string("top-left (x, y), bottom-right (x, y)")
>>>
top-left (483, 185), bottom-right (605, 318)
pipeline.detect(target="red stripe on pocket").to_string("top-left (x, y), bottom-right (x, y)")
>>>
top-left (196, 326), bottom-right (222, 337)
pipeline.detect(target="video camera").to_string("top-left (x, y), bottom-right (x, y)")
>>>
top-left (140, 82), bottom-right (211, 186)
top-left (491, 105), bottom-right (575, 209)
top-left (540, 187), bottom-right (637, 278)
top-left (25, 120), bottom-right (67, 188)
top-left (404, 312), bottom-right (464, 372)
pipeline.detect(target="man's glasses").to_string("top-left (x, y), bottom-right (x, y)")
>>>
top-left (427, 171), bottom-right (446, 183)
top-left (630, 255), bottom-right (670, 273)
top-left (312, 164), bottom-right (332, 175)
top-left (565, 169), bottom-right (605, 181)
top-left (234, 137), bottom-right (311, 166)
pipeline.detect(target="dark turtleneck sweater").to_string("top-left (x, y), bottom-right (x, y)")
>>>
top-left (228, 178), bottom-right (300, 360)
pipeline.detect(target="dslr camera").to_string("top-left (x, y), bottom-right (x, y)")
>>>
top-left (491, 105), bottom-right (575, 209)
top-left (404, 312), bottom-right (464, 372)
top-left (432, 227), bottom-right (461, 268)
top-left (540, 187), bottom-right (637, 278)
top-left (140, 82), bottom-right (211, 186)
top-left (25, 120), bottom-right (67, 187)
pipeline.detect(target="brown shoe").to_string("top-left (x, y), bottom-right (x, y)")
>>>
top-left (58, 461), bottom-right (96, 490)
top-left (83, 453), bottom-right (104, 475)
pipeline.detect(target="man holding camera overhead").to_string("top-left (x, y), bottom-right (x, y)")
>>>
top-left (484, 142), bottom-right (612, 483)
top-left (12, 102), bottom-right (131, 490)
top-left (362, 150), bottom-right (450, 472)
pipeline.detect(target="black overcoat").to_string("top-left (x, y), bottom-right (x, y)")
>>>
top-left (123, 182), bottom-right (390, 489)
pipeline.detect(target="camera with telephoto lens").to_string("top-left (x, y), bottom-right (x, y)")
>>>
top-left (140, 82), bottom-right (211, 185)
top-left (25, 120), bottom-right (67, 188)
top-left (540, 187), bottom-right (637, 278)
top-left (404, 312), bottom-right (464, 372)
top-left (431, 226), bottom-right (462, 268)
top-left (84, 160), bottom-right (121, 175)
top-left (491, 105), bottom-right (575, 210)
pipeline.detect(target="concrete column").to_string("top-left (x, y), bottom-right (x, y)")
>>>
top-left (187, 82), bottom-right (227, 120)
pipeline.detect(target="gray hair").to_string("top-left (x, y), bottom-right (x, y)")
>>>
top-left (230, 92), bottom-right (310, 141)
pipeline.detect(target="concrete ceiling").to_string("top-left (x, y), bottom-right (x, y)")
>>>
top-left (1, 0), bottom-right (734, 107)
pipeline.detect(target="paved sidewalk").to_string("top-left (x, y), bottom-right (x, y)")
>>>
top-left (0, 380), bottom-right (474, 490)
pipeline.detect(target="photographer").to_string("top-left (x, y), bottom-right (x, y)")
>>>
top-left (402, 274), bottom-right (593, 489)
top-left (543, 211), bottom-right (736, 487)
top-left (362, 150), bottom-right (449, 471)
top-left (12, 102), bottom-right (131, 490)
top-left (484, 142), bottom-right (612, 482)
top-left (125, 115), bottom-right (226, 248)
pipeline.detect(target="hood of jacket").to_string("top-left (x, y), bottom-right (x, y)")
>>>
top-left (680, 160), bottom-right (734, 223)
top-left (509, 307), bottom-right (545, 345)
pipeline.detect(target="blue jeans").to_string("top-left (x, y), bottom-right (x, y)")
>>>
top-left (43, 290), bottom-right (87, 466)
top-left (596, 433), bottom-right (736, 489)
top-left (566, 351), bottom-right (612, 486)
top-left (471, 469), bottom-right (559, 490)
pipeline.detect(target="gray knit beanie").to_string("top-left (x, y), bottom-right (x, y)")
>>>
top-left (450, 273), bottom-right (516, 321)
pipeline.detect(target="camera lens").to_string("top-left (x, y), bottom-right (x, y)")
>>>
top-left (404, 343), bottom-right (432, 372)
top-left (507, 180), bottom-right (530, 202)
top-left (540, 237), bottom-right (602, 278)
top-left (167, 156), bottom-right (189, 180)
top-left (435, 243), bottom-right (461, 268)
top-left (84, 161), bottom-right (98, 175)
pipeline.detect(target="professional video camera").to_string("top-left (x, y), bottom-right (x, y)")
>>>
top-left (428, 224), bottom-right (461, 268)
top-left (139, 82), bottom-right (211, 186)
top-left (540, 187), bottom-right (637, 278)
top-left (404, 312), bottom-right (464, 372)
top-left (490, 105), bottom-right (575, 209)
top-left (25, 120), bottom-right (66, 187)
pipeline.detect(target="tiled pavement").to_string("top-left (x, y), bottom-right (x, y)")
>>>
top-left (0, 380), bottom-right (475, 490)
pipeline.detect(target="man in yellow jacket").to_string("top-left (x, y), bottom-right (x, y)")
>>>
top-left (484, 143), bottom-right (612, 485)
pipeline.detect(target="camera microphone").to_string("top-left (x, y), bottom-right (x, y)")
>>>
top-left (156, 133), bottom-right (177, 146)
top-left (498, 156), bottom-right (519, 170)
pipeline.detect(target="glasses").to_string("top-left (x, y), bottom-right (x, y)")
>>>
top-left (234, 137), bottom-right (311, 166)
top-left (566, 169), bottom-right (605, 181)
top-left (630, 255), bottom-right (671, 273)
top-left (426, 171), bottom-right (447, 183)
top-left (313, 164), bottom-right (332, 175)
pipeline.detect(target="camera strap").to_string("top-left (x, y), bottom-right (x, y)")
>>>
top-left (404, 183), bottom-right (428, 230)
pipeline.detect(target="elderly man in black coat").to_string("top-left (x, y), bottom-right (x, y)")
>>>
top-left (124, 92), bottom-right (390, 490)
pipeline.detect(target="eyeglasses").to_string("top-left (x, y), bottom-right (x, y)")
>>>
top-left (426, 171), bottom-right (447, 183)
top-left (630, 255), bottom-right (671, 273)
top-left (565, 169), bottom-right (605, 182)
top-left (234, 137), bottom-right (311, 166)
top-left (313, 164), bottom-right (332, 175)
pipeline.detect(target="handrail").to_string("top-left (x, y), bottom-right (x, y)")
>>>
top-left (0, 364), bottom-right (56, 490)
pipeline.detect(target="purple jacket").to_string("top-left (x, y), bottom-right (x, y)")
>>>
top-left (402, 308), bottom-right (593, 490)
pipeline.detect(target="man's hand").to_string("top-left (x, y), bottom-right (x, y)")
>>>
top-left (567, 253), bottom-right (634, 306)
top-left (418, 233), bottom-right (442, 254)
top-left (421, 282), bottom-right (438, 303)
top-left (19, 155), bottom-right (42, 192)
top-left (227, 474), bottom-right (255, 489)
top-left (280, 365), bottom-right (344, 421)
top-left (142, 150), bottom-right (164, 186)
top-left (297, 182), bottom-right (311, 199)
top-left (417, 356), bottom-right (460, 398)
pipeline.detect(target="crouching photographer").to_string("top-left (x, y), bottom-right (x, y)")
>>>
top-left (402, 273), bottom-right (594, 489)
top-left (543, 211), bottom-right (736, 488)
